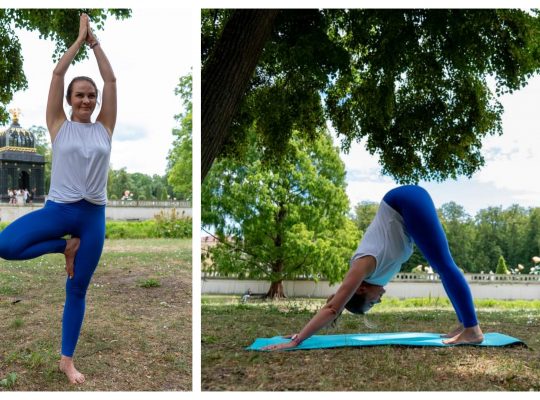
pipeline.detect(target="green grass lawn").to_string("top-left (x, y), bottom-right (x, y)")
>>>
top-left (0, 239), bottom-right (192, 391)
top-left (202, 295), bottom-right (540, 391)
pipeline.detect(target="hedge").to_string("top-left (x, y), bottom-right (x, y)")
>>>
top-left (0, 217), bottom-right (191, 239)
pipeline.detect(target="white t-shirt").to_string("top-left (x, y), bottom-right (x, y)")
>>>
top-left (351, 200), bottom-right (414, 285)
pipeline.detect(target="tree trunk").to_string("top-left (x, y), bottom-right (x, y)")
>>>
top-left (266, 280), bottom-right (286, 299)
top-left (201, 9), bottom-right (280, 181)
top-left (265, 203), bottom-right (288, 299)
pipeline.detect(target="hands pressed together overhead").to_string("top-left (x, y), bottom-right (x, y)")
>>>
top-left (78, 13), bottom-right (98, 47)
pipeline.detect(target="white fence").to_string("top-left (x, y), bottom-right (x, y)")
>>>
top-left (107, 200), bottom-right (191, 208)
top-left (0, 201), bottom-right (192, 222)
top-left (201, 273), bottom-right (540, 300)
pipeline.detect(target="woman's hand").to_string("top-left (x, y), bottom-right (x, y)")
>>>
top-left (47, 13), bottom-right (90, 137)
top-left (77, 14), bottom-right (89, 43)
top-left (260, 334), bottom-right (300, 351)
top-left (85, 16), bottom-right (98, 47)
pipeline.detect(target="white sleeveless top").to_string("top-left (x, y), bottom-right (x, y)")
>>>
top-left (351, 200), bottom-right (414, 286)
top-left (48, 120), bottom-right (111, 205)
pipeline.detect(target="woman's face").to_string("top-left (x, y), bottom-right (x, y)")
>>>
top-left (69, 80), bottom-right (97, 123)
top-left (357, 282), bottom-right (386, 312)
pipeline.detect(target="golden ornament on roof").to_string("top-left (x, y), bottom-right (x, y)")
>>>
top-left (8, 108), bottom-right (21, 124)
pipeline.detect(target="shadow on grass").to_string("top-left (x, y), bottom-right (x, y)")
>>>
top-left (202, 296), bottom-right (540, 391)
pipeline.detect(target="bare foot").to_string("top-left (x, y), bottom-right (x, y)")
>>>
top-left (59, 356), bottom-right (85, 384)
top-left (441, 323), bottom-right (464, 338)
top-left (443, 325), bottom-right (484, 345)
top-left (64, 238), bottom-right (80, 279)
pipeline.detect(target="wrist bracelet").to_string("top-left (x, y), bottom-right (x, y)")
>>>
top-left (291, 334), bottom-right (301, 345)
top-left (90, 41), bottom-right (100, 49)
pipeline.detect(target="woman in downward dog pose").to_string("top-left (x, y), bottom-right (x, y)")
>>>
top-left (0, 14), bottom-right (116, 383)
top-left (263, 185), bottom-right (484, 351)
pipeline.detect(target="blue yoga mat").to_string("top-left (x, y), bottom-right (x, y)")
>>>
top-left (247, 332), bottom-right (525, 351)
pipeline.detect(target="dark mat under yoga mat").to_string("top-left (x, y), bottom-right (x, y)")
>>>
top-left (247, 332), bottom-right (525, 351)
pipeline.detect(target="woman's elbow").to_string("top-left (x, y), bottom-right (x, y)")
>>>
top-left (51, 69), bottom-right (65, 78)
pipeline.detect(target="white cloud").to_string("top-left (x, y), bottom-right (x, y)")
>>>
top-left (472, 76), bottom-right (540, 205)
top-left (113, 123), bottom-right (148, 142)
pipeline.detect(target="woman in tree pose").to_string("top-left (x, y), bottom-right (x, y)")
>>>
top-left (0, 14), bottom-right (116, 383)
top-left (263, 185), bottom-right (484, 351)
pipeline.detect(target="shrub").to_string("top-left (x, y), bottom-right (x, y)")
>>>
top-left (496, 255), bottom-right (510, 274)
top-left (105, 220), bottom-right (156, 239)
top-left (105, 214), bottom-right (192, 239)
top-left (154, 209), bottom-right (192, 238)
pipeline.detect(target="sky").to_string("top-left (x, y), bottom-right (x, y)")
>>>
top-left (335, 75), bottom-right (540, 216)
top-left (4, 8), bottom-right (195, 177)
top-left (4, 5), bottom-right (539, 218)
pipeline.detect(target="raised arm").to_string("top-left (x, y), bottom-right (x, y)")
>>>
top-left (46, 14), bottom-right (88, 141)
top-left (262, 256), bottom-right (376, 351)
top-left (86, 19), bottom-right (117, 136)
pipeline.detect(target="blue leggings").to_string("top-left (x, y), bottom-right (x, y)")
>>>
top-left (383, 185), bottom-right (478, 327)
top-left (0, 200), bottom-right (105, 356)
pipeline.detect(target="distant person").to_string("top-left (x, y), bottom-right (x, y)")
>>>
top-left (11, 189), bottom-right (19, 204)
top-left (7, 189), bottom-right (15, 204)
top-left (241, 289), bottom-right (252, 303)
top-left (0, 14), bottom-right (116, 384)
top-left (263, 185), bottom-right (484, 351)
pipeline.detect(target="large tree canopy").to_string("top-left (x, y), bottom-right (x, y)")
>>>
top-left (0, 8), bottom-right (131, 124)
top-left (202, 128), bottom-right (359, 298)
top-left (201, 9), bottom-right (540, 182)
